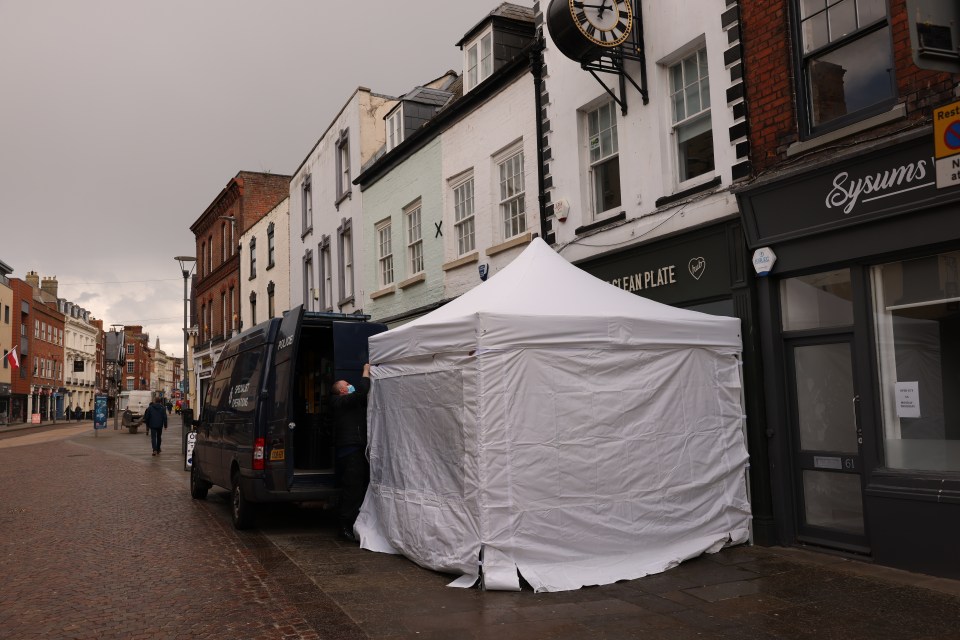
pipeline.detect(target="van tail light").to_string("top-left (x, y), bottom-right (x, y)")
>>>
top-left (253, 437), bottom-right (265, 471)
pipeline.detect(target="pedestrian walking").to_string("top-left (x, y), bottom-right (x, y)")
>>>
top-left (330, 363), bottom-right (370, 543)
top-left (142, 395), bottom-right (168, 456)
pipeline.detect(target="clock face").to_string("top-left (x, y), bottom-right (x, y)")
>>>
top-left (568, 0), bottom-right (633, 47)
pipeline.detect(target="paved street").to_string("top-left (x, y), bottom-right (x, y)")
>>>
top-left (2, 416), bottom-right (960, 639)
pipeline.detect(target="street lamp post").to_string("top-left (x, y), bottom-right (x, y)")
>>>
top-left (175, 257), bottom-right (196, 441)
top-left (110, 323), bottom-right (124, 430)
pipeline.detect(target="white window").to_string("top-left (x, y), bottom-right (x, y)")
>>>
top-left (319, 236), bottom-right (333, 311)
top-left (267, 223), bottom-right (275, 268)
top-left (336, 130), bottom-right (351, 202)
top-left (453, 177), bottom-right (475, 256)
top-left (587, 102), bottom-right (621, 216)
top-left (303, 251), bottom-right (315, 311)
top-left (386, 109), bottom-right (403, 151)
top-left (301, 175), bottom-right (313, 233)
top-left (405, 202), bottom-right (423, 275)
top-left (377, 220), bottom-right (394, 287)
top-left (498, 151), bottom-right (525, 239)
top-left (670, 47), bottom-right (714, 182)
top-left (465, 29), bottom-right (493, 91)
top-left (796, 0), bottom-right (893, 133)
top-left (221, 223), bottom-right (227, 264)
top-left (338, 219), bottom-right (355, 304)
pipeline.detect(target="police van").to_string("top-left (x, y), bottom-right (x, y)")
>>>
top-left (189, 306), bottom-right (385, 529)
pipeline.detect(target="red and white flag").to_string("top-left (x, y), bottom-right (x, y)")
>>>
top-left (5, 346), bottom-right (19, 369)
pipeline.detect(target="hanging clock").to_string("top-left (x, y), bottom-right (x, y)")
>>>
top-left (547, 0), bottom-right (634, 62)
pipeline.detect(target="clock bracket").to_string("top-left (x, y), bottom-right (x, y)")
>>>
top-left (580, 2), bottom-right (648, 115)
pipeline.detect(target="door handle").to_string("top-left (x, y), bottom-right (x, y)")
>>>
top-left (853, 395), bottom-right (863, 446)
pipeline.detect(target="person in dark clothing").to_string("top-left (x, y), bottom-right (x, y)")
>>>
top-left (330, 363), bottom-right (370, 542)
top-left (142, 396), bottom-right (168, 456)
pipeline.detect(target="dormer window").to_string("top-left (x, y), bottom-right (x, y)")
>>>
top-left (465, 27), bottom-right (493, 92)
top-left (386, 107), bottom-right (403, 151)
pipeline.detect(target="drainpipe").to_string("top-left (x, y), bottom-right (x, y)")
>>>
top-left (530, 32), bottom-right (549, 242)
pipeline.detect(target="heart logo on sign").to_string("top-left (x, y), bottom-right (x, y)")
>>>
top-left (688, 257), bottom-right (706, 281)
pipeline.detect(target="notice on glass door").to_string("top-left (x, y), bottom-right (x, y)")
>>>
top-left (895, 382), bottom-right (920, 418)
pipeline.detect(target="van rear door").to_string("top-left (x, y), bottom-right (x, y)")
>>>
top-left (331, 321), bottom-right (387, 385)
top-left (266, 305), bottom-right (303, 491)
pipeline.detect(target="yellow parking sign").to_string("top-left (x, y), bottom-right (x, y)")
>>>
top-left (934, 99), bottom-right (960, 160)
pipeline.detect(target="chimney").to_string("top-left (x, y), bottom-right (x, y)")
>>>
top-left (41, 276), bottom-right (59, 299)
top-left (25, 271), bottom-right (40, 290)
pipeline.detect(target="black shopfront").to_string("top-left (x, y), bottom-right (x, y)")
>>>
top-left (737, 130), bottom-right (960, 578)
top-left (577, 217), bottom-right (776, 545)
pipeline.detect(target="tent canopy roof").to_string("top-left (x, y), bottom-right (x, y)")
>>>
top-left (370, 238), bottom-right (741, 361)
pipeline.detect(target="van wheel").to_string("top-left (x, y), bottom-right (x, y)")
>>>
top-left (190, 463), bottom-right (209, 500)
top-left (231, 472), bottom-right (255, 530)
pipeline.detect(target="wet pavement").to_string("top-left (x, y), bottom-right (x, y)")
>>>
top-left (2, 417), bottom-right (960, 639)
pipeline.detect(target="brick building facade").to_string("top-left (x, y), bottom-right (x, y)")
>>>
top-left (189, 171), bottom-right (291, 407)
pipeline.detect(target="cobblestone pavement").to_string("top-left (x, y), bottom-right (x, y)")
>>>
top-left (0, 419), bottom-right (324, 640)
top-left (3, 418), bottom-right (960, 639)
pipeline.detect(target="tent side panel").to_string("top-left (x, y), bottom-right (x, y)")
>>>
top-left (357, 355), bottom-right (483, 574)
top-left (476, 346), bottom-right (751, 592)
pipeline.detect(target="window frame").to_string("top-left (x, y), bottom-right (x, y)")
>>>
top-left (301, 174), bottom-right (313, 237)
top-left (667, 45), bottom-right (715, 185)
top-left (791, 0), bottom-right (896, 138)
top-left (249, 237), bottom-right (257, 279)
top-left (319, 235), bottom-right (333, 312)
top-left (376, 219), bottom-right (395, 288)
top-left (451, 173), bottom-right (476, 258)
top-left (496, 147), bottom-right (526, 241)
top-left (337, 219), bottom-right (355, 307)
top-left (303, 249), bottom-right (315, 312)
top-left (335, 129), bottom-right (351, 206)
top-left (267, 281), bottom-right (276, 319)
top-left (584, 101), bottom-right (622, 219)
top-left (465, 26), bottom-right (494, 92)
top-left (266, 222), bottom-right (275, 269)
top-left (405, 200), bottom-right (424, 276)
top-left (249, 292), bottom-right (257, 326)
top-left (386, 107), bottom-right (403, 151)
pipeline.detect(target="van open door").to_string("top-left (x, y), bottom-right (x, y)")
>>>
top-left (331, 321), bottom-right (387, 386)
top-left (266, 305), bottom-right (303, 491)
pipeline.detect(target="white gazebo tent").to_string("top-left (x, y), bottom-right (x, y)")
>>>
top-left (356, 238), bottom-right (751, 592)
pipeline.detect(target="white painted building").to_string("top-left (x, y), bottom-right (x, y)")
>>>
top-left (438, 57), bottom-right (537, 297)
top-left (240, 196), bottom-right (290, 328)
top-left (289, 89), bottom-right (396, 316)
top-left (60, 301), bottom-right (99, 416)
top-left (540, 0), bottom-right (747, 266)
top-left (356, 4), bottom-right (537, 326)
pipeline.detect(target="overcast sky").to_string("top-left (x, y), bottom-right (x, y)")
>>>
top-left (0, 0), bottom-right (517, 358)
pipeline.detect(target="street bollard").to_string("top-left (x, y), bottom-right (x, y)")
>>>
top-left (181, 408), bottom-right (193, 457)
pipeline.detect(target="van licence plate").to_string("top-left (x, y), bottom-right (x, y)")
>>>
top-left (269, 449), bottom-right (285, 461)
